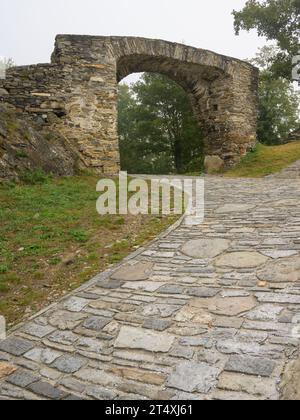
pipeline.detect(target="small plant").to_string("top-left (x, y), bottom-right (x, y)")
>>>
top-left (19, 168), bottom-right (52, 185)
top-left (0, 265), bottom-right (9, 274)
top-left (48, 257), bottom-right (61, 266)
top-left (15, 150), bottom-right (28, 159)
top-left (69, 229), bottom-right (89, 243)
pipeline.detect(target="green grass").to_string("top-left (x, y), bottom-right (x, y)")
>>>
top-left (0, 173), bottom-right (178, 325)
top-left (222, 142), bottom-right (300, 178)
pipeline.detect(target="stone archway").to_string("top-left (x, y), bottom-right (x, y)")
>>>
top-left (1, 35), bottom-right (259, 174)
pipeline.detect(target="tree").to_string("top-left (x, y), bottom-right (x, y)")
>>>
top-left (251, 47), bottom-right (300, 144)
top-left (118, 74), bottom-right (204, 174)
top-left (257, 72), bottom-right (300, 143)
top-left (233, 0), bottom-right (300, 81)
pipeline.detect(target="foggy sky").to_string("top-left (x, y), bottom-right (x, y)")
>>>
top-left (0, 0), bottom-right (267, 68)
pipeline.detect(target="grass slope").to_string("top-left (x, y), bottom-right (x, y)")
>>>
top-left (0, 173), bottom-right (177, 326)
top-left (223, 142), bottom-right (300, 178)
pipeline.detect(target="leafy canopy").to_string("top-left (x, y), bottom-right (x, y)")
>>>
top-left (233, 0), bottom-right (300, 80)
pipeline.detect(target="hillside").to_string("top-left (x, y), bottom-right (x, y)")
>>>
top-left (0, 102), bottom-right (79, 182)
top-left (223, 142), bottom-right (300, 178)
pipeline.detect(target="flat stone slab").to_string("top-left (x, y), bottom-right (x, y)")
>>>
top-left (181, 238), bottom-right (230, 259)
top-left (167, 361), bottom-right (220, 393)
top-left (0, 363), bottom-right (17, 379)
top-left (215, 252), bottom-right (269, 268)
top-left (24, 348), bottom-right (61, 365)
top-left (111, 261), bottom-right (154, 281)
top-left (225, 355), bottom-right (275, 377)
top-left (216, 204), bottom-right (256, 213)
top-left (175, 303), bottom-right (213, 325)
top-left (259, 250), bottom-right (298, 259)
top-left (51, 355), bottom-right (86, 374)
top-left (257, 256), bottom-right (300, 283)
top-left (187, 296), bottom-right (257, 317)
top-left (48, 311), bottom-right (87, 330)
top-left (122, 281), bottom-right (166, 292)
top-left (246, 304), bottom-right (284, 321)
top-left (114, 326), bottom-right (175, 353)
top-left (0, 337), bottom-right (34, 357)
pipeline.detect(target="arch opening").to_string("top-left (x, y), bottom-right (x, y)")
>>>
top-left (118, 71), bottom-right (205, 175)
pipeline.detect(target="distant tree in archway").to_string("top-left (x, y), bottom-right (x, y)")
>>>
top-left (118, 74), bottom-right (204, 174)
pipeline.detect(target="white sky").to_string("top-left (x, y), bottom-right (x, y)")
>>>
top-left (0, 0), bottom-right (267, 68)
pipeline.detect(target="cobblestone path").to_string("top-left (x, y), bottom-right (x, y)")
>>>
top-left (0, 171), bottom-right (300, 400)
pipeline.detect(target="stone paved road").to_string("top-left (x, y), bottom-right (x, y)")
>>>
top-left (0, 170), bottom-right (300, 400)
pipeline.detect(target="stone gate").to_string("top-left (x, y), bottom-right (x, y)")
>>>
top-left (0, 35), bottom-right (259, 174)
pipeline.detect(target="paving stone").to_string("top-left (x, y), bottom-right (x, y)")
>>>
top-left (170, 347), bottom-right (195, 360)
top-left (0, 362), bottom-right (17, 379)
top-left (245, 304), bottom-right (284, 321)
top-left (24, 348), bottom-right (61, 365)
top-left (96, 278), bottom-right (124, 289)
top-left (0, 352), bottom-right (10, 362)
top-left (48, 310), bottom-right (87, 330)
top-left (64, 394), bottom-right (84, 400)
top-left (143, 318), bottom-right (172, 331)
top-left (59, 377), bottom-right (86, 394)
top-left (27, 381), bottom-right (68, 400)
top-left (74, 368), bottom-right (121, 387)
top-left (166, 361), bottom-right (220, 393)
top-left (114, 326), bottom-right (175, 353)
top-left (218, 372), bottom-right (278, 399)
top-left (257, 256), bottom-right (300, 283)
top-left (76, 337), bottom-right (104, 353)
top-left (82, 316), bottom-right (111, 331)
top-left (259, 250), bottom-right (298, 259)
top-left (220, 290), bottom-right (250, 298)
top-left (213, 389), bottom-right (261, 400)
top-left (6, 370), bottom-right (39, 387)
top-left (213, 317), bottom-right (244, 329)
top-left (47, 331), bottom-right (79, 345)
top-left (0, 383), bottom-right (39, 400)
top-left (181, 238), bottom-right (230, 259)
top-left (122, 281), bottom-right (166, 292)
top-left (185, 296), bottom-right (257, 317)
top-left (215, 252), bottom-right (269, 268)
top-left (216, 339), bottom-right (261, 355)
top-left (175, 303), bottom-right (213, 325)
top-left (0, 337), bottom-right (34, 356)
top-left (86, 385), bottom-right (117, 400)
top-left (216, 204), bottom-right (255, 213)
top-left (109, 366), bottom-right (166, 386)
top-left (63, 297), bottom-right (90, 312)
top-left (40, 367), bottom-right (62, 381)
top-left (111, 261), bottom-right (154, 281)
top-left (21, 323), bottom-right (56, 338)
top-left (51, 355), bottom-right (86, 373)
top-left (187, 287), bottom-right (220, 298)
top-left (225, 355), bottom-right (275, 377)
top-left (256, 293), bottom-right (300, 305)
top-left (157, 285), bottom-right (185, 295)
top-left (141, 304), bottom-right (182, 318)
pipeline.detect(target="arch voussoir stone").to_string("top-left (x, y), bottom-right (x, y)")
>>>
top-left (0, 35), bottom-right (259, 174)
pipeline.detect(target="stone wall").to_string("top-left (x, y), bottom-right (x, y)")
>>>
top-left (0, 35), bottom-right (259, 174)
